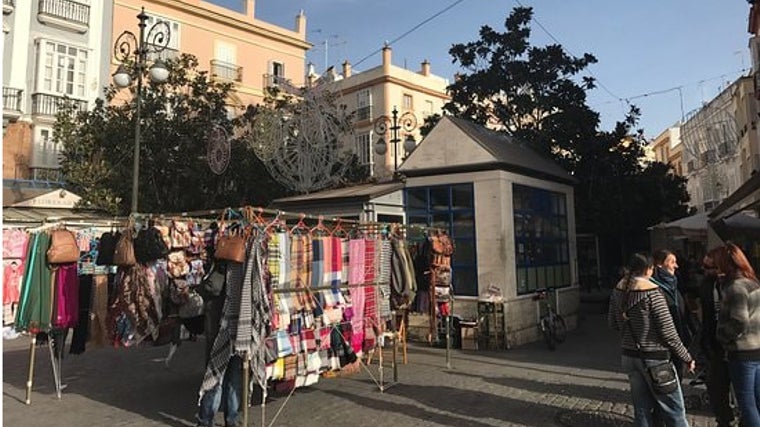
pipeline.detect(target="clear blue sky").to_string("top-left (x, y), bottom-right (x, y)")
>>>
top-left (212, 0), bottom-right (750, 139)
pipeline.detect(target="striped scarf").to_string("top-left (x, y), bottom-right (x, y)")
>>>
top-left (290, 235), bottom-right (313, 310)
top-left (199, 257), bottom-right (245, 399)
top-left (348, 239), bottom-right (365, 286)
top-left (377, 239), bottom-right (392, 318)
top-left (248, 235), bottom-right (272, 391)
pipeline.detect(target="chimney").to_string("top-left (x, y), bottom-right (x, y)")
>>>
top-left (420, 59), bottom-right (430, 77)
top-left (247, 0), bottom-right (255, 18)
top-left (342, 60), bottom-right (352, 78)
top-left (382, 43), bottom-right (392, 74)
top-left (295, 9), bottom-right (306, 36)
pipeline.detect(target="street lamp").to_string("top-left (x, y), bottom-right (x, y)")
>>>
top-left (112, 7), bottom-right (171, 214)
top-left (374, 106), bottom-right (418, 174)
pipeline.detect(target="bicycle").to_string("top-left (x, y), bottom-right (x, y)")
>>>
top-left (533, 287), bottom-right (567, 351)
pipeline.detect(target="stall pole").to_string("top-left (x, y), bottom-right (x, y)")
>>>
top-left (445, 314), bottom-right (451, 370)
top-left (242, 354), bottom-right (250, 427)
top-left (25, 335), bottom-right (37, 405)
top-left (48, 339), bottom-right (61, 399)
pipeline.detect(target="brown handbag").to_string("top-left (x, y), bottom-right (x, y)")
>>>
top-left (113, 227), bottom-right (137, 266)
top-left (47, 229), bottom-right (80, 264)
top-left (215, 234), bottom-right (246, 263)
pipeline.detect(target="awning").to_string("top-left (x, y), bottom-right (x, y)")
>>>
top-left (649, 212), bottom-right (709, 240)
top-left (710, 172), bottom-right (760, 220)
top-left (3, 207), bottom-right (114, 227)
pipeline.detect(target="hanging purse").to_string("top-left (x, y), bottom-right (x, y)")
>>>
top-left (47, 229), bottom-right (80, 264)
top-left (215, 234), bottom-right (246, 263)
top-left (113, 226), bottom-right (137, 267)
top-left (167, 250), bottom-right (190, 278)
top-left (95, 231), bottom-right (120, 265)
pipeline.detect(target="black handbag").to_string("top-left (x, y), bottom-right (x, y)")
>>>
top-left (95, 231), bottom-right (120, 265)
top-left (134, 226), bottom-right (170, 263)
top-left (625, 317), bottom-right (679, 394)
top-left (199, 262), bottom-right (226, 299)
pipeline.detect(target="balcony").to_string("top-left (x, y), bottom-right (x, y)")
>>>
top-left (3, 0), bottom-right (13, 14)
top-left (31, 93), bottom-right (87, 119)
top-left (37, 0), bottom-right (89, 33)
top-left (3, 87), bottom-right (23, 118)
top-left (146, 45), bottom-right (180, 63)
top-left (29, 166), bottom-right (63, 184)
top-left (263, 74), bottom-right (300, 95)
top-left (211, 60), bottom-right (243, 82)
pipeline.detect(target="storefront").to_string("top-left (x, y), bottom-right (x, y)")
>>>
top-left (399, 116), bottom-right (578, 347)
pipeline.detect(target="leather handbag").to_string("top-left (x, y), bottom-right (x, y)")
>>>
top-left (215, 234), bottom-right (246, 263)
top-left (47, 229), bottom-right (80, 264)
top-left (113, 227), bottom-right (136, 267)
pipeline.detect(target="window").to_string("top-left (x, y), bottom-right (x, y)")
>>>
top-left (145, 14), bottom-right (180, 61)
top-left (39, 40), bottom-right (88, 98)
top-left (424, 100), bottom-right (434, 117)
top-left (405, 184), bottom-right (477, 296)
top-left (402, 94), bottom-right (413, 111)
top-left (270, 61), bottom-right (285, 78)
top-left (513, 184), bottom-right (571, 295)
top-left (356, 89), bottom-right (371, 121)
top-left (34, 128), bottom-right (60, 168)
top-left (355, 132), bottom-right (372, 165)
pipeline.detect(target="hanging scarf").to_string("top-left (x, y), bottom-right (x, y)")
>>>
top-left (377, 239), bottom-right (392, 318)
top-left (53, 263), bottom-right (79, 329)
top-left (15, 232), bottom-right (53, 334)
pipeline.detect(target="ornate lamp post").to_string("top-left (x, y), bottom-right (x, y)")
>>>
top-left (373, 106), bottom-right (418, 174)
top-left (112, 7), bottom-right (171, 214)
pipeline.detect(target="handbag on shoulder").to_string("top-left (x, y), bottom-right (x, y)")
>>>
top-left (47, 229), bottom-right (80, 264)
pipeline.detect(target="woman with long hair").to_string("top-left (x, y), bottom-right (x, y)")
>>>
top-left (715, 242), bottom-right (760, 426)
top-left (609, 252), bottom-right (695, 426)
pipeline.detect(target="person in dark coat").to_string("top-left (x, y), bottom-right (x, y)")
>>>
top-left (699, 248), bottom-right (741, 427)
top-left (651, 249), bottom-right (697, 378)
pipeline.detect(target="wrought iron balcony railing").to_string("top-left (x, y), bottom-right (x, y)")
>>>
top-left (38, 0), bottom-right (89, 27)
top-left (29, 166), bottom-right (64, 183)
top-left (211, 59), bottom-right (243, 82)
top-left (146, 45), bottom-right (180, 62)
top-left (3, 87), bottom-right (22, 112)
top-left (31, 93), bottom-right (87, 117)
top-left (263, 74), bottom-right (300, 95)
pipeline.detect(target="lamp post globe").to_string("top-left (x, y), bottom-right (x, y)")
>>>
top-left (374, 138), bottom-right (388, 156)
top-left (112, 65), bottom-right (132, 88)
top-left (403, 134), bottom-right (416, 154)
top-left (149, 60), bottom-right (170, 83)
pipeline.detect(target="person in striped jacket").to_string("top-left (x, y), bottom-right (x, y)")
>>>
top-left (609, 252), bottom-right (696, 427)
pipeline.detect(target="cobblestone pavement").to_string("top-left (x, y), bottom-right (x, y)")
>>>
top-left (3, 313), bottom-right (718, 427)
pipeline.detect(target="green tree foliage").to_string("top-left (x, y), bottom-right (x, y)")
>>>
top-left (55, 54), bottom-right (287, 215)
top-left (445, 7), bottom-right (690, 271)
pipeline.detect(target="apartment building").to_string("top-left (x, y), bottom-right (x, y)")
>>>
top-left (320, 45), bottom-right (450, 179)
top-left (112, 0), bottom-right (310, 112)
top-left (3, 0), bottom-right (112, 182)
top-left (680, 77), bottom-right (748, 213)
top-left (650, 126), bottom-right (684, 176)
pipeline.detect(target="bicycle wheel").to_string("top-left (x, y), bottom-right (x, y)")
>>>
top-left (540, 317), bottom-right (556, 351)
top-left (552, 314), bottom-right (567, 344)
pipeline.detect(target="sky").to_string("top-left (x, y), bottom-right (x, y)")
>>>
top-left (213, 0), bottom-right (751, 139)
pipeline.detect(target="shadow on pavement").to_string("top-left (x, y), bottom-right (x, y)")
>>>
top-left (3, 339), bottom-right (204, 427)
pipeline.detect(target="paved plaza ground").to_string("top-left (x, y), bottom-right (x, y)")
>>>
top-left (3, 313), bottom-right (719, 426)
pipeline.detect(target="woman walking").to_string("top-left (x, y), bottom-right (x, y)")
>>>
top-left (609, 253), bottom-right (696, 427)
top-left (715, 242), bottom-right (760, 426)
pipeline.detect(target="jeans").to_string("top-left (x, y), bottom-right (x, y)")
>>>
top-left (197, 355), bottom-right (243, 427)
top-left (622, 355), bottom-right (689, 427)
top-left (727, 359), bottom-right (760, 427)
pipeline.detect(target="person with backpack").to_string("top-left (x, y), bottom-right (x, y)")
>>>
top-left (609, 253), bottom-right (696, 427)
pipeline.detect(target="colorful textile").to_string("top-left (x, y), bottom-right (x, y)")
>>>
top-left (3, 261), bottom-right (23, 305)
top-left (348, 239), bottom-right (365, 286)
top-left (341, 239), bottom-right (349, 285)
top-left (390, 239), bottom-right (418, 310)
top-left (311, 237), bottom-right (325, 288)
top-left (293, 235), bottom-right (314, 310)
top-left (88, 275), bottom-right (110, 348)
top-left (364, 285), bottom-right (378, 351)
top-left (364, 238), bottom-right (376, 285)
top-left (267, 232), bottom-right (282, 289)
top-left (3, 229), bottom-right (29, 259)
top-left (53, 263), bottom-right (79, 329)
top-left (15, 233), bottom-right (53, 334)
top-left (275, 330), bottom-right (294, 357)
top-left (109, 265), bottom-right (161, 345)
top-left (283, 354), bottom-right (298, 380)
top-left (377, 239), bottom-right (392, 318)
top-left (349, 285), bottom-right (366, 353)
top-left (301, 328), bottom-right (317, 352)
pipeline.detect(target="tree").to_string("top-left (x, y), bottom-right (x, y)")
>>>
top-left (56, 54), bottom-right (287, 214)
top-left (444, 7), bottom-right (691, 273)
